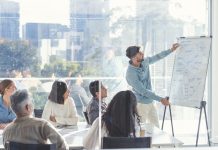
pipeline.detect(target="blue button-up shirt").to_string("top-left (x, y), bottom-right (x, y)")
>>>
top-left (0, 96), bottom-right (16, 123)
top-left (126, 49), bottom-right (172, 104)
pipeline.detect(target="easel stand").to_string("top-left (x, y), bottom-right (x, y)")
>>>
top-left (161, 104), bottom-right (175, 137)
top-left (161, 101), bottom-right (211, 147)
top-left (196, 101), bottom-right (210, 147)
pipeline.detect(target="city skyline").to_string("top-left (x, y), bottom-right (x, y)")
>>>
top-left (7, 0), bottom-right (207, 25)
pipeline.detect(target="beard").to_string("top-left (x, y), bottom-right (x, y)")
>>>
top-left (137, 58), bottom-right (144, 63)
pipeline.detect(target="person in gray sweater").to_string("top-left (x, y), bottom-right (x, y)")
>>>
top-left (3, 89), bottom-right (68, 150)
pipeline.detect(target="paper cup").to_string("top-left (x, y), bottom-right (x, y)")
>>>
top-left (140, 129), bottom-right (145, 137)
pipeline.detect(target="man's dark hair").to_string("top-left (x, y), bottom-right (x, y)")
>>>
top-left (10, 89), bottom-right (29, 114)
top-left (126, 46), bottom-right (140, 59)
top-left (48, 80), bottom-right (67, 104)
top-left (89, 80), bottom-right (100, 97)
top-left (102, 90), bottom-right (140, 137)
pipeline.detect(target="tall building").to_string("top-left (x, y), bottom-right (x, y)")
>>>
top-left (39, 39), bottom-right (67, 66)
top-left (0, 0), bottom-right (19, 40)
top-left (23, 23), bottom-right (69, 47)
top-left (70, 0), bottom-right (109, 61)
top-left (135, 0), bottom-right (183, 97)
top-left (22, 23), bottom-right (70, 65)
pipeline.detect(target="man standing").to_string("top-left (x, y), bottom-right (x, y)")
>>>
top-left (125, 43), bottom-right (179, 128)
top-left (86, 80), bottom-right (107, 125)
top-left (3, 89), bottom-right (68, 150)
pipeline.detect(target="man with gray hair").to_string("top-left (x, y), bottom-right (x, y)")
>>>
top-left (3, 89), bottom-right (68, 150)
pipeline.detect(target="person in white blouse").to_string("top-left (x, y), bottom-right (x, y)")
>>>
top-left (83, 90), bottom-right (141, 149)
top-left (42, 80), bottom-right (78, 127)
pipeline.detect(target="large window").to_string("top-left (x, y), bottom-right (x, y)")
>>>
top-left (0, 0), bottom-right (209, 146)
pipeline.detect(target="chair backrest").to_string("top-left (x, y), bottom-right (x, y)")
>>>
top-left (6, 141), bottom-right (56, 150)
top-left (71, 93), bottom-right (84, 117)
top-left (83, 111), bottom-right (90, 125)
top-left (34, 109), bottom-right (43, 118)
top-left (71, 93), bottom-right (83, 107)
top-left (102, 137), bottom-right (151, 149)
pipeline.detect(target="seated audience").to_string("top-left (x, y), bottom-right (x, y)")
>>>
top-left (0, 79), bottom-right (16, 129)
top-left (86, 80), bottom-right (107, 125)
top-left (83, 90), bottom-right (141, 149)
top-left (3, 89), bottom-right (68, 150)
top-left (42, 80), bottom-right (78, 126)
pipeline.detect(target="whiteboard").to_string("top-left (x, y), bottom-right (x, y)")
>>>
top-left (169, 36), bottom-right (211, 108)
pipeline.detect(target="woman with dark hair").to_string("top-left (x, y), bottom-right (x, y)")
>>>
top-left (0, 79), bottom-right (17, 129)
top-left (42, 80), bottom-right (78, 126)
top-left (83, 90), bottom-right (141, 149)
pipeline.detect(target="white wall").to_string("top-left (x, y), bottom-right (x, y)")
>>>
top-left (211, 0), bottom-right (218, 138)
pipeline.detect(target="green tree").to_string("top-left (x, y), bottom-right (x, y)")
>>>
top-left (0, 39), bottom-right (40, 77)
top-left (41, 56), bottom-right (80, 77)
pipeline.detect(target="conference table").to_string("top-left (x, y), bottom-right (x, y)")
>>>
top-left (0, 122), bottom-right (183, 150)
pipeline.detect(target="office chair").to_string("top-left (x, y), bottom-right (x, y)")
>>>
top-left (71, 93), bottom-right (90, 124)
top-left (6, 141), bottom-right (56, 150)
top-left (102, 137), bottom-right (151, 149)
top-left (34, 109), bottom-right (43, 118)
top-left (83, 111), bottom-right (90, 125)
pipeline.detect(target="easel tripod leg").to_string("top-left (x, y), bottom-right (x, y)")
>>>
top-left (161, 106), bottom-right (166, 130)
top-left (203, 106), bottom-right (211, 146)
top-left (196, 106), bottom-right (203, 147)
top-left (169, 105), bottom-right (175, 137)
